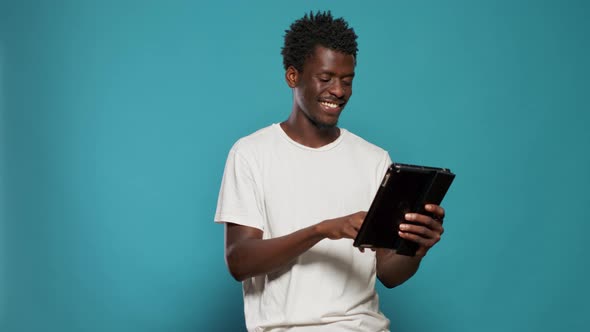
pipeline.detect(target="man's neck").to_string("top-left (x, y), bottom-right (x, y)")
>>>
top-left (280, 112), bottom-right (340, 148)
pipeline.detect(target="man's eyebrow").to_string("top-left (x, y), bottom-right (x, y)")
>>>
top-left (318, 71), bottom-right (355, 78)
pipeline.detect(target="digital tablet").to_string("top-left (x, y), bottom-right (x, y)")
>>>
top-left (353, 162), bottom-right (455, 256)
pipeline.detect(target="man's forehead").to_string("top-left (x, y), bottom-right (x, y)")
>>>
top-left (303, 45), bottom-right (356, 72)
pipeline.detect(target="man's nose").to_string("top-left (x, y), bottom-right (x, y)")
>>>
top-left (328, 80), bottom-right (345, 98)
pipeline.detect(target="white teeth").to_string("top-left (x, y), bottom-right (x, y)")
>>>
top-left (320, 101), bottom-right (339, 109)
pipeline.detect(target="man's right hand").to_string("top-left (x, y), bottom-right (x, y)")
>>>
top-left (316, 211), bottom-right (367, 240)
top-left (224, 211), bottom-right (369, 281)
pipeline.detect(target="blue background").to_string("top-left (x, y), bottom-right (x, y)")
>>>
top-left (1, 0), bottom-right (589, 331)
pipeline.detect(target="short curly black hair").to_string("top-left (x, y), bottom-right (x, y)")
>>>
top-left (281, 11), bottom-right (358, 72)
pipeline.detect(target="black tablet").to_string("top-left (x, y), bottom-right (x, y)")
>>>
top-left (353, 162), bottom-right (455, 256)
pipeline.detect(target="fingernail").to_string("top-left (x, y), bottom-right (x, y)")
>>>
top-left (405, 213), bottom-right (413, 220)
top-left (400, 224), bottom-right (408, 230)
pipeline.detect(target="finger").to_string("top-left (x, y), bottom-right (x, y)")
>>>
top-left (425, 204), bottom-right (445, 220)
top-left (398, 230), bottom-right (441, 248)
top-left (399, 223), bottom-right (437, 239)
top-left (398, 231), bottom-right (431, 247)
top-left (358, 247), bottom-right (376, 253)
top-left (346, 224), bottom-right (359, 239)
top-left (405, 213), bottom-right (443, 231)
top-left (354, 213), bottom-right (366, 227)
top-left (353, 218), bottom-right (363, 230)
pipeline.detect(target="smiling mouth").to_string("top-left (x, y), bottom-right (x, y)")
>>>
top-left (319, 101), bottom-right (344, 111)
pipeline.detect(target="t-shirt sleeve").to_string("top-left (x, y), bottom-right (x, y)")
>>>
top-left (214, 147), bottom-right (265, 231)
top-left (376, 150), bottom-right (393, 185)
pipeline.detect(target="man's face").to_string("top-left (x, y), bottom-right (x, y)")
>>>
top-left (290, 45), bottom-right (355, 128)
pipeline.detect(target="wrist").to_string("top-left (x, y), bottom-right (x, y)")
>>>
top-left (312, 221), bottom-right (328, 240)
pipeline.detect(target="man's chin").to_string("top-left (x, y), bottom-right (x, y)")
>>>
top-left (309, 115), bottom-right (338, 129)
top-left (314, 121), bottom-right (338, 129)
top-left (303, 110), bottom-right (340, 129)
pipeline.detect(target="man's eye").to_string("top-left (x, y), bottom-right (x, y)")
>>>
top-left (343, 80), bottom-right (353, 86)
top-left (319, 77), bottom-right (331, 82)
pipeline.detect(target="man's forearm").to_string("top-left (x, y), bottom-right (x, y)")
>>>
top-left (376, 248), bottom-right (423, 288)
top-left (226, 224), bottom-right (326, 281)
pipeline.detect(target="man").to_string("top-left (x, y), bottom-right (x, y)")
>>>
top-left (215, 11), bottom-right (445, 332)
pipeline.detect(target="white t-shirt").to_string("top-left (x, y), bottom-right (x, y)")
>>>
top-left (215, 123), bottom-right (392, 332)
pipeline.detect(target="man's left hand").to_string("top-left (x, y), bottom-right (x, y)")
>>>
top-left (398, 204), bottom-right (445, 257)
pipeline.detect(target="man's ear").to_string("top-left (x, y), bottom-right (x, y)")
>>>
top-left (285, 66), bottom-right (299, 88)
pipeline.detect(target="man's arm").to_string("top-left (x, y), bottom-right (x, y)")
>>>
top-left (224, 211), bottom-right (367, 281)
top-left (376, 204), bottom-right (445, 288)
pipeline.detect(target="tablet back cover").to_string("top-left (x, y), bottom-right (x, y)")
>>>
top-left (353, 163), bottom-right (455, 255)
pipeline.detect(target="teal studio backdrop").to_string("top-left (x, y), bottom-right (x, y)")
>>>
top-left (1, 0), bottom-right (589, 331)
